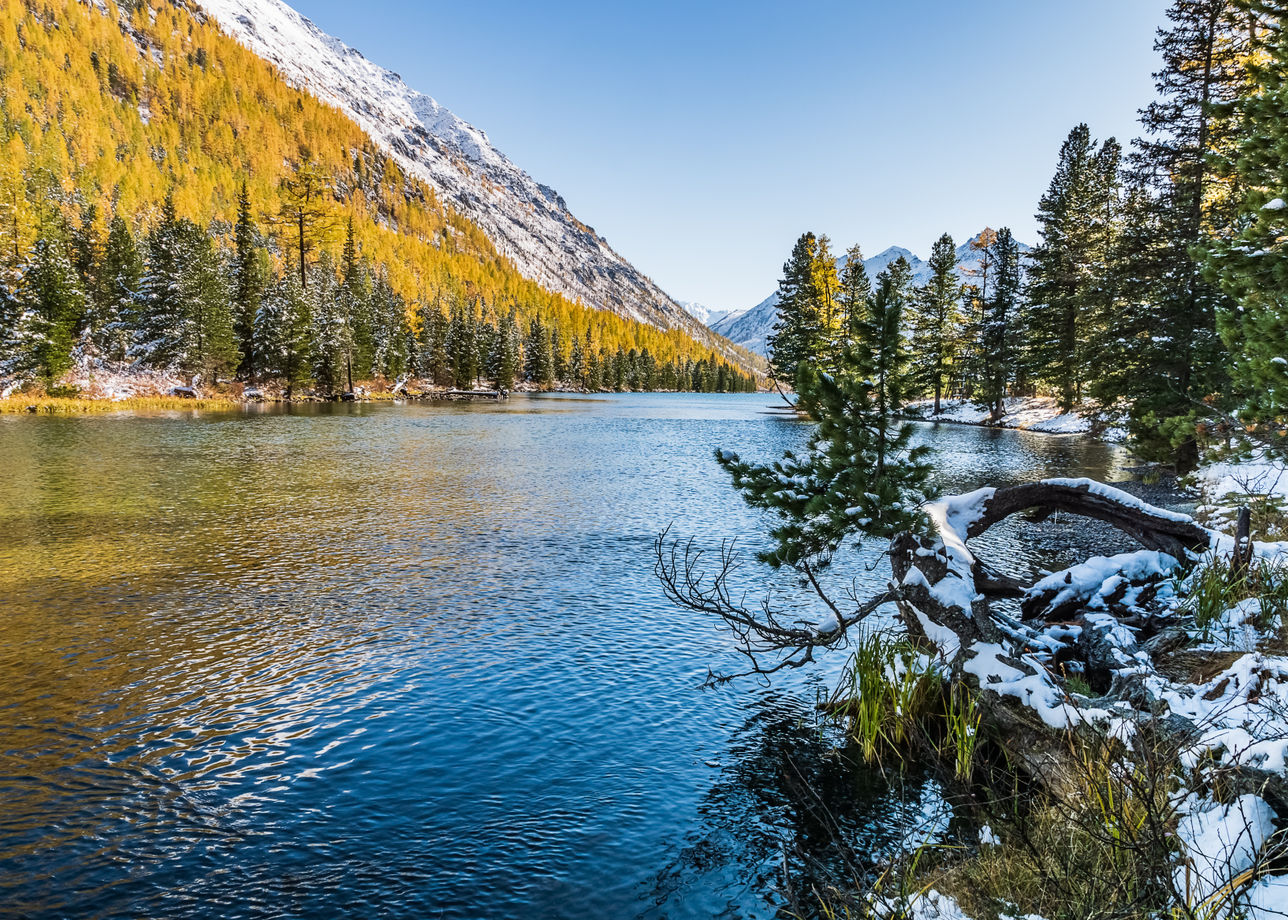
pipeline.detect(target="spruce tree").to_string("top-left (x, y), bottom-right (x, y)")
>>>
top-left (525, 317), bottom-right (554, 387)
top-left (767, 232), bottom-right (827, 387)
top-left (1205, 7), bottom-right (1288, 441)
top-left (976, 228), bottom-right (1022, 422)
top-left (854, 258), bottom-right (916, 466)
top-left (908, 233), bottom-right (965, 414)
top-left (837, 245), bottom-right (871, 350)
top-left (17, 235), bottom-right (83, 385)
top-left (1103, 0), bottom-right (1252, 466)
top-left (308, 255), bottom-right (346, 393)
top-left (134, 196), bottom-right (193, 370)
top-left (492, 309), bottom-right (521, 390)
top-left (569, 331), bottom-right (586, 389)
top-left (717, 261), bottom-right (934, 569)
top-left (1023, 125), bottom-right (1122, 410)
top-left (231, 183), bottom-right (266, 380)
top-left (256, 272), bottom-right (313, 397)
top-left (182, 222), bottom-right (238, 383)
top-left (93, 215), bottom-right (143, 362)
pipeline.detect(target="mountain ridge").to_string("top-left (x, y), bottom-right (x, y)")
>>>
top-left (188, 0), bottom-right (754, 367)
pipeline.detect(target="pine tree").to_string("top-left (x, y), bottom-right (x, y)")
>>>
top-left (525, 317), bottom-right (554, 387)
top-left (68, 201), bottom-right (100, 336)
top-left (16, 235), bottom-right (83, 385)
top-left (1104, 0), bottom-right (1253, 467)
top-left (1205, 5), bottom-right (1288, 440)
top-left (976, 228), bottom-right (1022, 422)
top-left (717, 263), bottom-right (935, 569)
top-left (491, 309), bottom-right (521, 390)
top-left (552, 324), bottom-right (569, 384)
top-left (256, 272), bottom-right (313, 397)
top-left (767, 232), bottom-right (828, 387)
top-left (1023, 125), bottom-right (1122, 410)
top-left (182, 223), bottom-right (238, 383)
top-left (837, 245), bottom-right (871, 351)
top-left (134, 197), bottom-right (193, 370)
top-left (308, 255), bottom-right (346, 393)
top-left (369, 271), bottom-right (405, 379)
top-left (93, 215), bottom-right (143, 362)
top-left (569, 331), bottom-right (586, 389)
top-left (231, 182), bottom-right (266, 380)
top-left (854, 257), bottom-right (917, 471)
top-left (908, 233), bottom-right (965, 413)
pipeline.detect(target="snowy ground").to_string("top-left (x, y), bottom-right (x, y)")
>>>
top-left (875, 480), bottom-right (1288, 920)
top-left (908, 397), bottom-right (1121, 439)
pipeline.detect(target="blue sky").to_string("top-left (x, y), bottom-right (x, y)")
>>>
top-left (288, 0), bottom-right (1170, 311)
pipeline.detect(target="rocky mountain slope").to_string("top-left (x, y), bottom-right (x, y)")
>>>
top-left (189, 0), bottom-right (751, 364)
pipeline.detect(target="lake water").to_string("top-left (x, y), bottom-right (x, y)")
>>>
top-left (0, 393), bottom-right (1137, 919)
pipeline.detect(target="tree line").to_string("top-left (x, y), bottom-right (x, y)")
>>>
top-left (0, 0), bottom-right (758, 398)
top-left (770, 0), bottom-right (1288, 472)
top-left (0, 177), bottom-right (757, 395)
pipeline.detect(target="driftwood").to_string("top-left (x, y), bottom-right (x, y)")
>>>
top-left (889, 480), bottom-right (1288, 807)
top-left (661, 477), bottom-right (1288, 805)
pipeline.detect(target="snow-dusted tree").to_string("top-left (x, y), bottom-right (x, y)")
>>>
top-left (92, 215), bottom-right (143, 362)
top-left (133, 198), bottom-right (193, 370)
top-left (447, 304), bottom-right (477, 388)
top-left (230, 183), bottom-right (267, 380)
top-left (490, 309), bottom-right (521, 390)
top-left (717, 262), bottom-right (934, 569)
top-left (184, 226), bottom-right (237, 383)
top-left (908, 233), bottom-right (966, 413)
top-left (369, 271), bottom-right (407, 379)
top-left (525, 316), bottom-right (554, 387)
top-left (308, 254), bottom-right (346, 393)
top-left (256, 271), bottom-right (312, 397)
top-left (15, 235), bottom-right (84, 385)
top-left (340, 224), bottom-right (374, 381)
top-left (568, 329), bottom-right (586, 389)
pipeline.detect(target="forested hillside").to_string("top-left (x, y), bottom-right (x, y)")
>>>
top-left (0, 0), bottom-right (760, 395)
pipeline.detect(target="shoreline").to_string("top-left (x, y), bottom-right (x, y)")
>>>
top-left (0, 387), bottom-right (769, 415)
top-left (907, 396), bottom-right (1126, 442)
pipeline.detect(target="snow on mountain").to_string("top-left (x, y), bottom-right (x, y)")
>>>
top-left (188, 0), bottom-right (736, 356)
top-left (680, 301), bottom-right (735, 328)
top-left (713, 234), bottom-right (1032, 356)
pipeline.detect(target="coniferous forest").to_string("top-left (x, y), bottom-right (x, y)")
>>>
top-left (766, 0), bottom-right (1288, 472)
top-left (0, 0), bottom-right (759, 398)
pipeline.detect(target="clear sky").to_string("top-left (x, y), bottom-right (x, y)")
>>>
top-left (286, 0), bottom-right (1170, 312)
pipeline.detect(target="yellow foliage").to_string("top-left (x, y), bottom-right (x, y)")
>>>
top-left (0, 0), bottom-right (745, 369)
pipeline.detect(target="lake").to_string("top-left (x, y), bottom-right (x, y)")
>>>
top-left (0, 393), bottom-right (1137, 919)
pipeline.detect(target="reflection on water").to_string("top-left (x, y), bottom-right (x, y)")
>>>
top-left (0, 395), bottom-right (1136, 919)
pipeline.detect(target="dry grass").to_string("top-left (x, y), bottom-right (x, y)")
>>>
top-left (0, 396), bottom-right (243, 414)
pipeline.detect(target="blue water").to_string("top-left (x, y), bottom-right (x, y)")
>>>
top-left (0, 393), bottom-right (1134, 918)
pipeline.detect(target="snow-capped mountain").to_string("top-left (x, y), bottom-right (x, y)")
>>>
top-left (188, 0), bottom-right (736, 355)
top-left (680, 301), bottom-right (736, 328)
top-left (711, 234), bottom-right (1031, 356)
